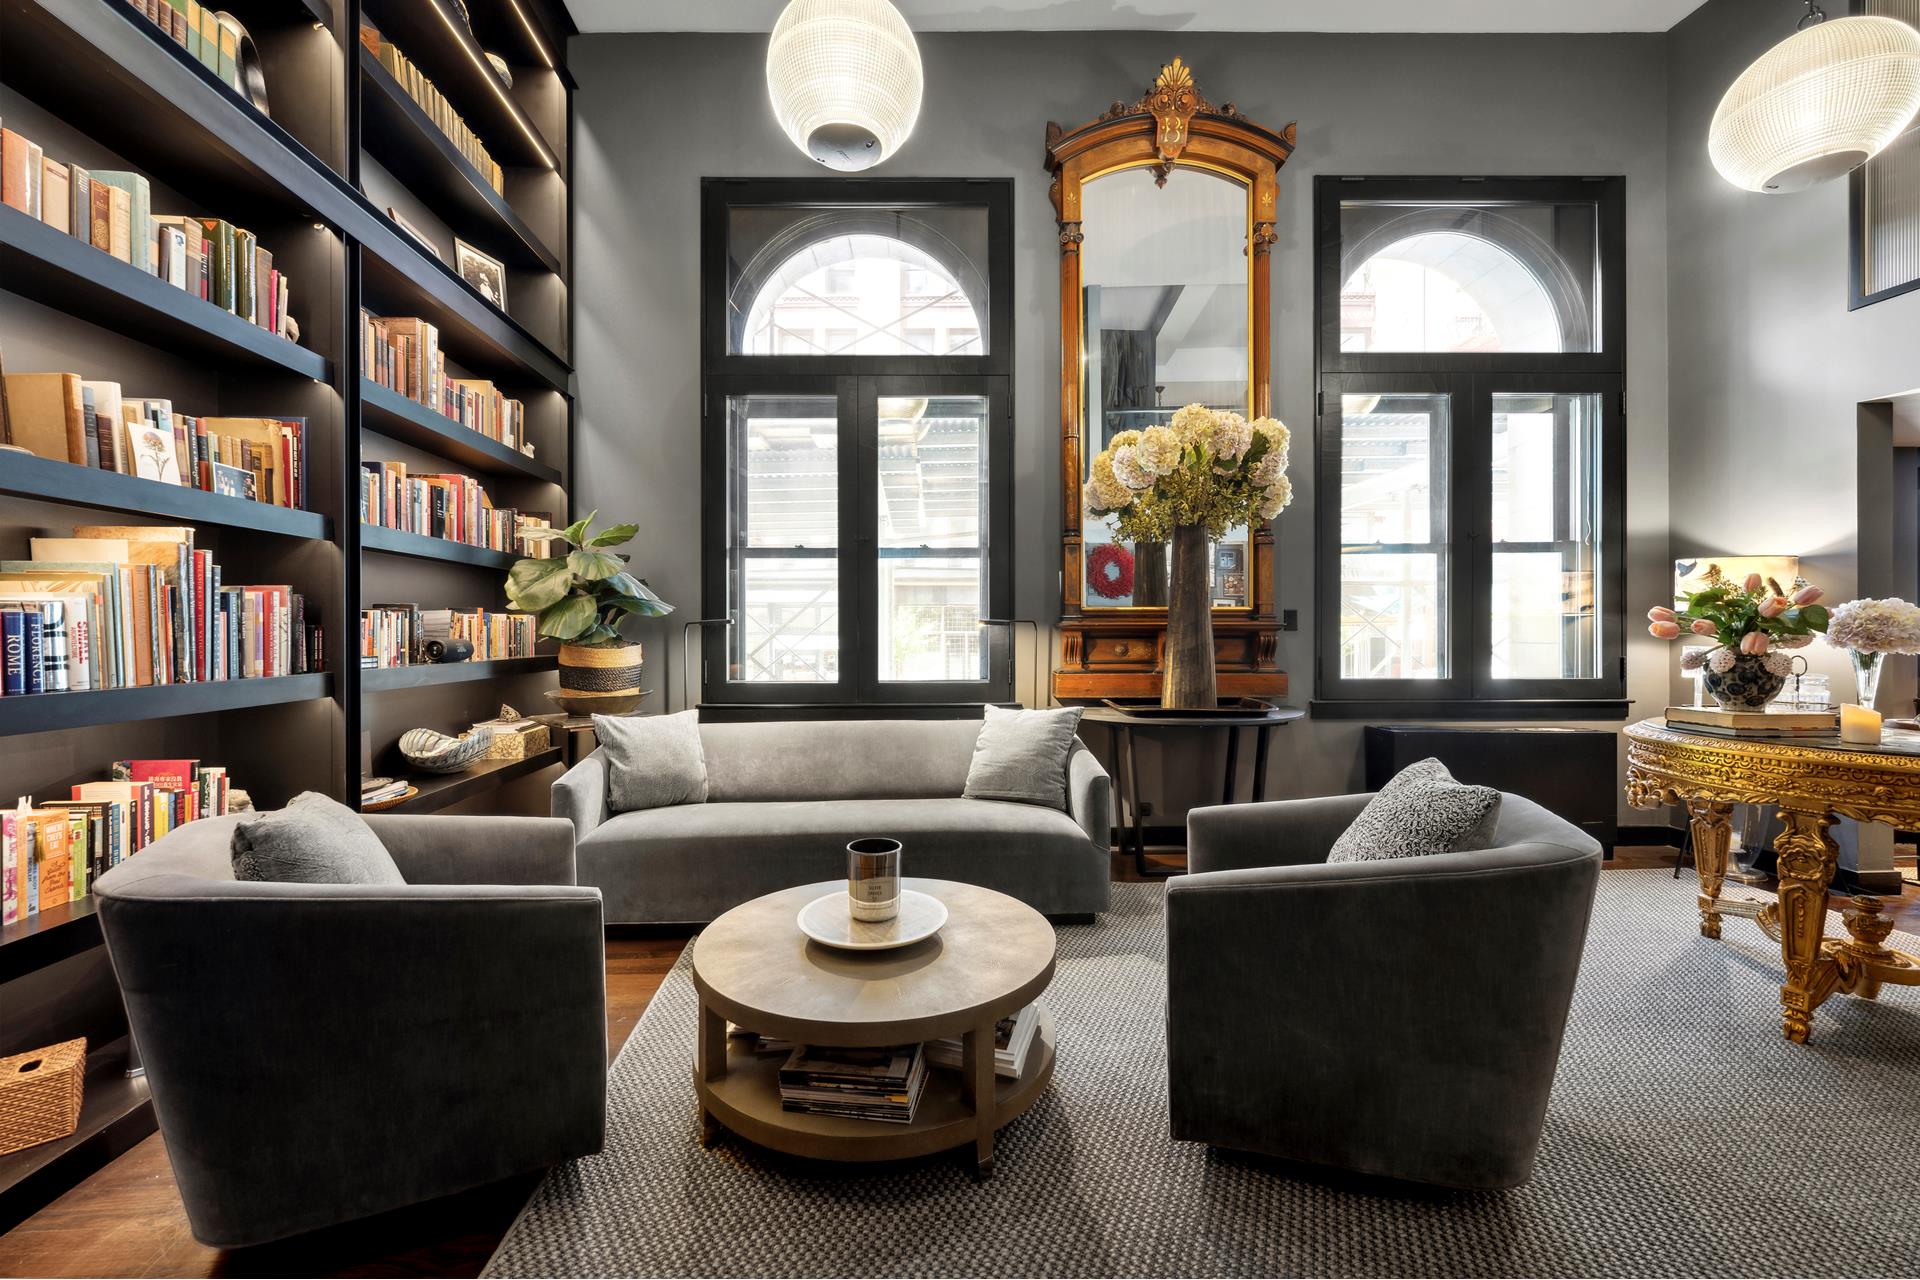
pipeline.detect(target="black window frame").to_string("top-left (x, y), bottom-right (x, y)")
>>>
top-left (700, 178), bottom-right (1014, 709)
top-left (1312, 176), bottom-right (1628, 719)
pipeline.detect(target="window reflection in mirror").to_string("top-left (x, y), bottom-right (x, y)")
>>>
top-left (1079, 166), bottom-right (1250, 609)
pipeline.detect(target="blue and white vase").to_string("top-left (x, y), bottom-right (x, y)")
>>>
top-left (1702, 651), bottom-right (1785, 711)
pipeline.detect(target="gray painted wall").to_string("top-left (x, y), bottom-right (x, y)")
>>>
top-left (1668, 0), bottom-right (1920, 712)
top-left (569, 29), bottom-right (1672, 820)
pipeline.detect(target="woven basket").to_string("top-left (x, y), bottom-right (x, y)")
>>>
top-left (559, 642), bottom-right (643, 697)
top-left (0, 1038), bottom-right (86, 1157)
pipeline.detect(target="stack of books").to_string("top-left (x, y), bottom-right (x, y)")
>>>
top-left (360, 776), bottom-right (410, 808)
top-left (2, 128), bottom-right (296, 339)
top-left (777, 1043), bottom-right (929, 1125)
top-left (2, 757), bottom-right (239, 924)
top-left (2, 373), bottom-right (307, 507)
top-left (359, 461), bottom-right (521, 553)
top-left (1663, 704), bottom-right (1840, 737)
top-left (360, 312), bottom-right (530, 454)
top-left (119, 1), bottom-right (259, 106)
top-left (926, 1004), bottom-right (1045, 1080)
top-left (361, 604), bottom-right (540, 667)
top-left (359, 24), bottom-right (507, 194)
top-left (0, 527), bottom-right (322, 695)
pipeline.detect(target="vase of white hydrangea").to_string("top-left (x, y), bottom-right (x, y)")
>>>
top-left (1825, 597), bottom-right (1920, 711)
top-left (1086, 405), bottom-right (1294, 708)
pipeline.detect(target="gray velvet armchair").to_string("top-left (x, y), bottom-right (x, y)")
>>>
top-left (93, 813), bottom-right (607, 1248)
top-left (1166, 791), bottom-right (1601, 1190)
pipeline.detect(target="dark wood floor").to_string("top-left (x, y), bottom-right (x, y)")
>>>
top-left (2, 847), bottom-right (1914, 1279)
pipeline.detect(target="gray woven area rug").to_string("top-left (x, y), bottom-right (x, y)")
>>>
top-left (486, 870), bottom-right (1920, 1278)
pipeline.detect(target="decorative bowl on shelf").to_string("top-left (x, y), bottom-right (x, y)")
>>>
top-left (397, 726), bottom-right (496, 774)
top-left (484, 51), bottom-right (513, 88)
top-left (544, 688), bottom-right (644, 716)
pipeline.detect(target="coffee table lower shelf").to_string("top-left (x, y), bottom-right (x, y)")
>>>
top-left (695, 1008), bottom-right (1055, 1174)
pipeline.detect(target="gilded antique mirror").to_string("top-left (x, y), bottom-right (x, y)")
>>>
top-left (1046, 59), bottom-right (1295, 701)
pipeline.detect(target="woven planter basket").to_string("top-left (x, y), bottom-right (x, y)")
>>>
top-left (559, 642), bottom-right (643, 697)
top-left (0, 1037), bottom-right (86, 1157)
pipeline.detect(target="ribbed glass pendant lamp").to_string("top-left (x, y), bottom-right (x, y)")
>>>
top-left (1709, 4), bottom-right (1920, 194)
top-left (766, 0), bottom-right (923, 172)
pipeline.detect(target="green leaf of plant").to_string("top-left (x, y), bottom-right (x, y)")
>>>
top-left (588, 523), bottom-right (639, 548)
top-left (1798, 603), bottom-right (1828, 630)
top-left (562, 510), bottom-right (597, 547)
top-left (567, 548), bottom-right (624, 581)
top-left (505, 557), bottom-right (574, 611)
top-left (538, 592), bottom-right (599, 640)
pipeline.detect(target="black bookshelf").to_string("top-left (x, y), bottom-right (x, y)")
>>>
top-left (361, 654), bottom-right (556, 690)
top-left (0, 674), bottom-right (334, 737)
top-left (0, 207), bottom-right (331, 381)
top-left (361, 0), bottom-right (561, 169)
top-left (360, 524), bottom-right (524, 570)
top-left (0, 1036), bottom-right (154, 1235)
top-left (0, 898), bottom-right (102, 987)
top-left (360, 379), bottom-right (562, 482)
top-left (0, 451), bottom-right (331, 539)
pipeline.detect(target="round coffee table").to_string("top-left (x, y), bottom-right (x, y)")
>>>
top-left (691, 878), bottom-right (1056, 1178)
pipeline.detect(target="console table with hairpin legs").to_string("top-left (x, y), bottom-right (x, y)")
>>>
top-left (1624, 717), bottom-right (1920, 1043)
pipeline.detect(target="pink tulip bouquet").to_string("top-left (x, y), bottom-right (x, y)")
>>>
top-left (1649, 566), bottom-right (1827, 707)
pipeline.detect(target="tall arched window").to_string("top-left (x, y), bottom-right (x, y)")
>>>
top-left (702, 180), bottom-right (1013, 708)
top-left (1315, 178), bottom-right (1626, 716)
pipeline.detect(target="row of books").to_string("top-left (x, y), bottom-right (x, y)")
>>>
top-left (1, 372), bottom-right (307, 508)
top-left (739, 1005), bottom-right (1046, 1127)
top-left (360, 311), bottom-right (530, 454)
top-left (0, 124), bottom-right (296, 341)
top-left (359, 24), bottom-right (506, 195)
top-left (0, 528), bottom-right (322, 695)
top-left (359, 461), bottom-right (521, 553)
top-left (361, 605), bottom-right (541, 667)
top-left (2, 759), bottom-right (237, 925)
top-left (119, 0), bottom-right (256, 104)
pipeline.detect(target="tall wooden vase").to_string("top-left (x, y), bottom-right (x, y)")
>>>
top-left (1163, 523), bottom-right (1217, 709)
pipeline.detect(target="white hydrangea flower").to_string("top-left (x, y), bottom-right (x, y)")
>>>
top-left (1169, 403), bottom-right (1216, 446)
top-left (1135, 425), bottom-right (1182, 477)
top-left (1256, 475), bottom-right (1294, 521)
top-left (1210, 412), bottom-right (1253, 462)
top-left (1110, 444), bottom-right (1154, 490)
top-left (1761, 651), bottom-right (1794, 676)
top-left (1252, 417), bottom-right (1290, 459)
top-left (1708, 648), bottom-right (1737, 673)
top-left (1680, 647), bottom-right (1709, 671)
top-left (1827, 597), bottom-right (1920, 654)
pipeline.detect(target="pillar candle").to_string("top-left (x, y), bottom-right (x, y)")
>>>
top-left (1840, 703), bottom-right (1883, 744)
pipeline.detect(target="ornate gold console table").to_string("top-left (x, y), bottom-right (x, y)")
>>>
top-left (1624, 718), bottom-right (1920, 1043)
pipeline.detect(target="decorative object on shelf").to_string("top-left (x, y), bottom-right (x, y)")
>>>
top-left (1653, 564), bottom-right (1828, 710)
top-left (216, 13), bottom-right (271, 116)
top-left (474, 709), bottom-right (551, 761)
top-left (766, 0), bottom-right (923, 171)
top-left (387, 207), bottom-right (441, 261)
top-left (0, 1037), bottom-right (86, 1157)
top-left (484, 51), bottom-right (513, 88)
top-left (397, 725), bottom-right (497, 774)
top-left (846, 836), bottom-right (902, 923)
top-left (1086, 543), bottom-right (1134, 600)
top-left (796, 886), bottom-right (948, 951)
top-left (1826, 597), bottom-right (1920, 710)
top-left (425, 638), bottom-right (475, 664)
top-left (1086, 405), bottom-right (1292, 707)
top-left (454, 238), bottom-right (507, 310)
top-left (1710, 1), bottom-right (1920, 193)
top-left (359, 777), bottom-right (417, 810)
top-left (507, 510), bottom-right (673, 714)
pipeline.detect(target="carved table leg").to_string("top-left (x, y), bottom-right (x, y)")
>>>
top-left (1772, 808), bottom-right (1843, 1043)
top-left (1834, 895), bottom-right (1920, 1002)
top-left (1686, 797), bottom-right (1735, 939)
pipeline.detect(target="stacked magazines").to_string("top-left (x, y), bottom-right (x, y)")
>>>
top-left (777, 1043), bottom-right (929, 1125)
top-left (926, 1003), bottom-right (1045, 1080)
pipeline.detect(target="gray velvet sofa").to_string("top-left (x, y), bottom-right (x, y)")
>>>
top-left (1166, 791), bottom-right (1601, 1190)
top-left (553, 718), bottom-right (1112, 922)
top-left (92, 813), bottom-right (606, 1248)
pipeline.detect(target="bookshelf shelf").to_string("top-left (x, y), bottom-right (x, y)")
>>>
top-left (379, 745), bottom-right (565, 814)
top-left (0, 1035), bottom-right (154, 1234)
top-left (361, 0), bottom-right (562, 169)
top-left (358, 49), bottom-right (563, 274)
top-left (359, 380), bottom-right (563, 483)
top-left (0, 452), bottom-right (332, 540)
top-left (362, 655), bottom-right (557, 691)
top-left (0, 673), bottom-right (333, 739)
top-left (0, 208), bottom-right (331, 382)
top-left (0, 897), bottom-right (101, 986)
top-left (360, 524), bottom-right (522, 570)
top-left (360, 235), bottom-right (569, 391)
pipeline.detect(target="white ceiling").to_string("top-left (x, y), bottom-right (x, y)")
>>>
top-left (565, 0), bottom-right (1712, 34)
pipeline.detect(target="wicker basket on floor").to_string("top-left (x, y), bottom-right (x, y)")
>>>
top-left (0, 1037), bottom-right (86, 1156)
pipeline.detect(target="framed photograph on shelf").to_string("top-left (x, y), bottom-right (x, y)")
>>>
top-left (387, 207), bottom-right (441, 261)
top-left (454, 239), bottom-right (507, 310)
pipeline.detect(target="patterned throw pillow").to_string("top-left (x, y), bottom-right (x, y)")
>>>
top-left (1325, 757), bottom-right (1503, 863)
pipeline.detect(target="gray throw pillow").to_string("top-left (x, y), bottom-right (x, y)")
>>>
top-left (962, 705), bottom-right (1085, 810)
top-left (231, 792), bottom-right (406, 885)
top-left (1326, 756), bottom-right (1502, 864)
top-left (595, 710), bottom-right (709, 813)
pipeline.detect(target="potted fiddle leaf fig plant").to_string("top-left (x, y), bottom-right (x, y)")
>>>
top-left (506, 511), bottom-right (673, 713)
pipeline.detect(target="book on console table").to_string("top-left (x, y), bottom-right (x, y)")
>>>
top-left (1663, 705), bottom-right (1840, 736)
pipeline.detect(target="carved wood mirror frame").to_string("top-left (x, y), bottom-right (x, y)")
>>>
top-left (1045, 58), bottom-right (1296, 702)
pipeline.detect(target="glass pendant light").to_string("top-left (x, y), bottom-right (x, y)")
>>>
top-left (766, 0), bottom-right (923, 172)
top-left (1710, 3), bottom-right (1920, 194)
